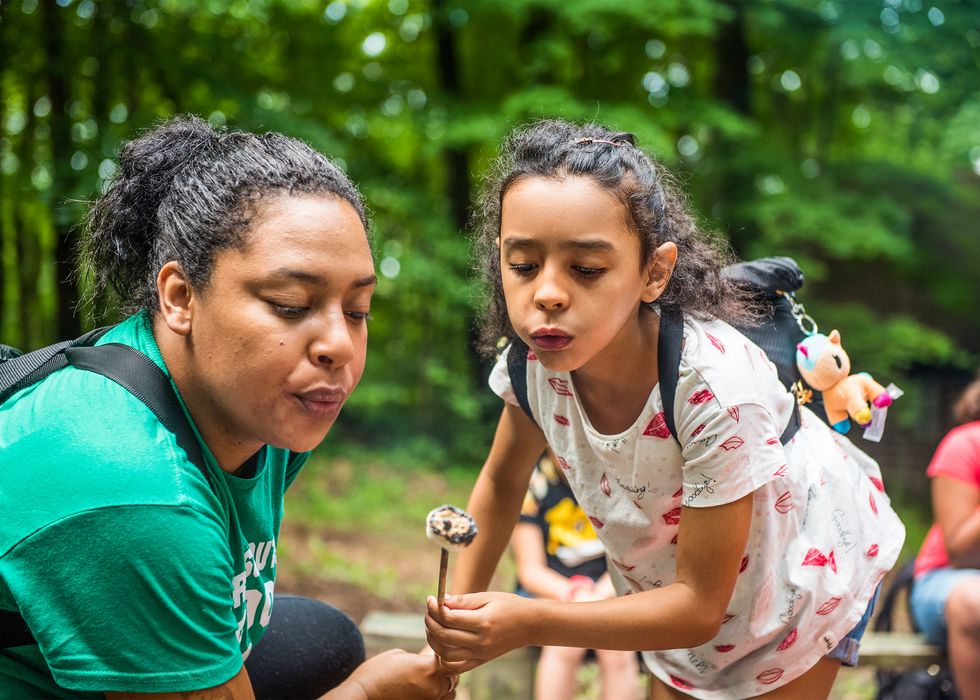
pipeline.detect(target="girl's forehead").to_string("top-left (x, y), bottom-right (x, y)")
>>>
top-left (500, 175), bottom-right (634, 246)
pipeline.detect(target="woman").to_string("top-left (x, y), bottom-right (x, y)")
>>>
top-left (910, 370), bottom-right (980, 697)
top-left (0, 116), bottom-right (455, 699)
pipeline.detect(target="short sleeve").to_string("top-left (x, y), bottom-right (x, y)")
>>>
top-left (677, 400), bottom-right (786, 509)
top-left (926, 427), bottom-right (980, 489)
top-left (488, 346), bottom-right (520, 407)
top-left (3, 505), bottom-right (242, 693)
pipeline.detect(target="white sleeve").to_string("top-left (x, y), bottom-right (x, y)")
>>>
top-left (676, 386), bottom-right (786, 508)
top-left (487, 345), bottom-right (520, 407)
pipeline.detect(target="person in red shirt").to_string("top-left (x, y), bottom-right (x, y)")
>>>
top-left (911, 370), bottom-right (980, 697)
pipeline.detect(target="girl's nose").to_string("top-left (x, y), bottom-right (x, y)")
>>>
top-left (310, 314), bottom-right (355, 367)
top-left (533, 267), bottom-right (568, 310)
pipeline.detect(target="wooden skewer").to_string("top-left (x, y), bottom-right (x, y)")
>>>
top-left (437, 548), bottom-right (449, 607)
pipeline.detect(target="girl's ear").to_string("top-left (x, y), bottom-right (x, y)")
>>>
top-left (641, 242), bottom-right (677, 303)
top-left (157, 261), bottom-right (194, 336)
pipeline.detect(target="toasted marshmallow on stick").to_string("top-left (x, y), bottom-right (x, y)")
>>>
top-left (426, 504), bottom-right (477, 606)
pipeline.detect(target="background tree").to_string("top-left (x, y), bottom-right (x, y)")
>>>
top-left (1, 0), bottom-right (976, 493)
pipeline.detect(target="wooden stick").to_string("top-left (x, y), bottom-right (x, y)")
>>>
top-left (437, 548), bottom-right (449, 607)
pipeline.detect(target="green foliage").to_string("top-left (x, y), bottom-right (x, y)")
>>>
top-left (2, 0), bottom-right (977, 462)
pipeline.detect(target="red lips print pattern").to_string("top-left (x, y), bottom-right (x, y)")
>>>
top-left (554, 414), bottom-right (570, 426)
top-left (600, 473), bottom-right (611, 497)
top-left (707, 332), bottom-right (726, 354)
top-left (688, 389), bottom-right (715, 405)
top-left (816, 596), bottom-right (842, 615)
top-left (643, 412), bottom-right (671, 438)
top-left (757, 669), bottom-right (784, 685)
top-left (669, 676), bottom-right (694, 690)
top-left (548, 377), bottom-right (573, 396)
top-left (776, 628), bottom-right (798, 652)
top-left (774, 491), bottom-right (793, 514)
top-left (662, 507), bottom-right (681, 526)
top-left (719, 436), bottom-right (745, 451)
top-left (802, 548), bottom-right (837, 573)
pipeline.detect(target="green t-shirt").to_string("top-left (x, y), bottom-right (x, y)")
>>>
top-left (0, 313), bottom-right (308, 697)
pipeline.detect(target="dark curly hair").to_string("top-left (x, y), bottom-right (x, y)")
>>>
top-left (80, 114), bottom-right (369, 316)
top-left (472, 119), bottom-right (753, 357)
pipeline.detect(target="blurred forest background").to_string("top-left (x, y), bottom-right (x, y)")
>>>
top-left (1, 0), bottom-right (978, 536)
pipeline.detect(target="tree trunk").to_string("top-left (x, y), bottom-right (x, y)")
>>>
top-left (42, 0), bottom-right (81, 339)
top-left (712, 1), bottom-right (755, 256)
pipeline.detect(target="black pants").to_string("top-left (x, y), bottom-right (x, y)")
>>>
top-left (244, 595), bottom-right (365, 700)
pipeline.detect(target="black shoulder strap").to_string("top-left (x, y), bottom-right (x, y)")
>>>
top-left (1, 333), bottom-right (211, 650)
top-left (658, 306), bottom-right (799, 446)
top-left (657, 306), bottom-right (685, 441)
top-left (506, 335), bottom-right (535, 422)
top-left (64, 344), bottom-right (209, 485)
top-left (872, 559), bottom-right (916, 633)
top-left (0, 326), bottom-right (112, 402)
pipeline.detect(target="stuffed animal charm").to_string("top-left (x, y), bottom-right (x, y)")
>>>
top-left (795, 330), bottom-right (893, 434)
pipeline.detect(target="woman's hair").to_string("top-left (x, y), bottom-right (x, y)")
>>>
top-left (953, 369), bottom-right (980, 425)
top-left (472, 119), bottom-right (752, 356)
top-left (80, 115), bottom-right (368, 316)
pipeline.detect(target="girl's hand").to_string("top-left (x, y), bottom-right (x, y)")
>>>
top-left (424, 592), bottom-right (532, 674)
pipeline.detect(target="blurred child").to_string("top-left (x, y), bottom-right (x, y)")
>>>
top-left (513, 452), bottom-right (640, 700)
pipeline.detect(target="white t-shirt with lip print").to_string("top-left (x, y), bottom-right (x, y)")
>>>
top-left (490, 313), bottom-right (905, 699)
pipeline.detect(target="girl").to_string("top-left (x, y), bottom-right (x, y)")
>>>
top-left (425, 119), bottom-right (905, 699)
top-left (0, 116), bottom-right (455, 700)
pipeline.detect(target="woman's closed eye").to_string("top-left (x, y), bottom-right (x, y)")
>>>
top-left (268, 301), bottom-right (309, 319)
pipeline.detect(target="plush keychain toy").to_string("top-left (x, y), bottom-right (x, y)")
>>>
top-left (795, 330), bottom-right (895, 435)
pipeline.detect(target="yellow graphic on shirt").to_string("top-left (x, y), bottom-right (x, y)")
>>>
top-left (544, 498), bottom-right (598, 556)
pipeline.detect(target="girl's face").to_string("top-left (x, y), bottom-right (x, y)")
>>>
top-left (499, 175), bottom-right (664, 374)
top-left (166, 195), bottom-right (375, 463)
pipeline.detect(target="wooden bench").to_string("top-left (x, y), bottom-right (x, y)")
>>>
top-left (859, 630), bottom-right (945, 669)
top-left (361, 611), bottom-right (949, 697)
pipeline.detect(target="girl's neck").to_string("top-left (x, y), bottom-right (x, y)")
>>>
top-left (571, 306), bottom-right (662, 435)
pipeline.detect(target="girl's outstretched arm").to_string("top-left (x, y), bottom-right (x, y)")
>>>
top-left (426, 492), bottom-right (753, 673)
top-left (449, 403), bottom-right (549, 594)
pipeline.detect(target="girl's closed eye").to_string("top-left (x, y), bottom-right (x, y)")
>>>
top-left (508, 261), bottom-right (537, 276)
top-left (573, 265), bottom-right (606, 278)
top-left (346, 310), bottom-right (373, 323)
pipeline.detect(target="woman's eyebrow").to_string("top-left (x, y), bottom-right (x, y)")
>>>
top-left (265, 269), bottom-right (378, 289)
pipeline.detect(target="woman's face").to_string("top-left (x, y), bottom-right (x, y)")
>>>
top-left (176, 194), bottom-right (375, 462)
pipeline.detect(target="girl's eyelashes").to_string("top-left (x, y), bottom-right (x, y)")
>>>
top-left (346, 310), bottom-right (373, 323)
top-left (508, 262), bottom-right (537, 276)
top-left (573, 266), bottom-right (605, 278)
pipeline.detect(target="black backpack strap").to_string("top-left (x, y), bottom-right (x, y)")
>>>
top-left (506, 336), bottom-right (535, 422)
top-left (872, 559), bottom-right (917, 633)
top-left (0, 327), bottom-right (111, 403)
top-left (657, 306), bottom-right (684, 441)
top-left (63, 344), bottom-right (210, 487)
top-left (658, 305), bottom-right (800, 446)
top-left (1, 337), bottom-right (214, 650)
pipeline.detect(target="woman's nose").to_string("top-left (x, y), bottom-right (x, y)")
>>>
top-left (310, 314), bottom-right (355, 367)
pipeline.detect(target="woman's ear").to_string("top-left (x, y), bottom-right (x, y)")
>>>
top-left (641, 242), bottom-right (678, 303)
top-left (157, 261), bottom-right (194, 336)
